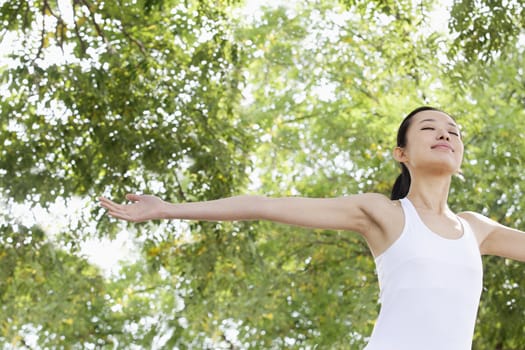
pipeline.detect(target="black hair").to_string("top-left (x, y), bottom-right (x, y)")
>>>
top-left (390, 106), bottom-right (449, 200)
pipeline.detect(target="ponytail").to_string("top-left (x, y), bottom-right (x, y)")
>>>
top-left (391, 163), bottom-right (411, 200)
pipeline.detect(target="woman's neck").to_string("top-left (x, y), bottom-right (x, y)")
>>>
top-left (406, 172), bottom-right (452, 214)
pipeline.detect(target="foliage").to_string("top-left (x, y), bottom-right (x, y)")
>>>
top-left (0, 0), bottom-right (250, 215)
top-left (449, 50), bottom-right (525, 349)
top-left (1, 0), bottom-right (524, 348)
top-left (449, 0), bottom-right (525, 63)
top-left (0, 222), bottom-right (115, 348)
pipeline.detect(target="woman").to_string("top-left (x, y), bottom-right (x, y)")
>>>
top-left (99, 106), bottom-right (525, 349)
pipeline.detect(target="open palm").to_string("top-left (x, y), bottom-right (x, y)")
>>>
top-left (99, 194), bottom-right (167, 222)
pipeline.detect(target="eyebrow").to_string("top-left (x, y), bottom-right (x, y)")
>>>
top-left (419, 118), bottom-right (458, 128)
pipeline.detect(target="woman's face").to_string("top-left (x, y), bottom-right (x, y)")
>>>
top-left (398, 110), bottom-right (464, 176)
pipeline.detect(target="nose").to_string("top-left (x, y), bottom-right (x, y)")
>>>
top-left (436, 128), bottom-right (450, 141)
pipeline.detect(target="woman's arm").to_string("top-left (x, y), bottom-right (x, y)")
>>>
top-left (482, 224), bottom-right (525, 262)
top-left (98, 193), bottom-right (389, 234)
top-left (461, 211), bottom-right (525, 262)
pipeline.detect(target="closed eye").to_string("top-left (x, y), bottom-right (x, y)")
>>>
top-left (421, 127), bottom-right (460, 137)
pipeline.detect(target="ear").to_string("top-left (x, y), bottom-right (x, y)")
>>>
top-left (393, 146), bottom-right (408, 163)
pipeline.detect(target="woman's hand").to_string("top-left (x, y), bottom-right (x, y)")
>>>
top-left (98, 194), bottom-right (168, 223)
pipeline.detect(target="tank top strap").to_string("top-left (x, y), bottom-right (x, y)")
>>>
top-left (457, 216), bottom-right (480, 248)
top-left (399, 197), bottom-right (416, 215)
top-left (399, 197), bottom-right (419, 229)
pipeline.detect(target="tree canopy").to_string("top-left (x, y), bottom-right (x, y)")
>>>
top-left (1, 0), bottom-right (524, 348)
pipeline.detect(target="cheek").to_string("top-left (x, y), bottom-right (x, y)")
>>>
top-left (456, 145), bottom-right (465, 162)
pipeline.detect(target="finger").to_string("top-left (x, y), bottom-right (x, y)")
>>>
top-left (98, 197), bottom-right (121, 211)
top-left (98, 196), bottom-right (109, 204)
top-left (125, 193), bottom-right (142, 202)
top-left (109, 211), bottom-right (142, 223)
top-left (108, 209), bottom-right (133, 221)
top-left (98, 197), bottom-right (118, 206)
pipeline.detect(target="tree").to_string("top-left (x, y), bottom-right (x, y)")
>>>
top-left (1, 0), bottom-right (253, 347)
top-left (0, 0), bottom-right (250, 211)
top-left (0, 223), bottom-right (116, 348)
top-left (231, 1), bottom-right (525, 347)
top-left (1, 0), bottom-right (524, 348)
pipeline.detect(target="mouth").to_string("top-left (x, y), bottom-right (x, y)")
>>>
top-left (431, 144), bottom-right (454, 152)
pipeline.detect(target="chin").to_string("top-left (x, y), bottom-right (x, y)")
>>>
top-left (424, 161), bottom-right (460, 176)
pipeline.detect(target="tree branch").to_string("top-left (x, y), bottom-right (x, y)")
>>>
top-left (33, 0), bottom-right (47, 62)
top-left (71, 2), bottom-right (88, 55)
top-left (120, 26), bottom-right (148, 56)
top-left (78, 0), bottom-right (114, 53)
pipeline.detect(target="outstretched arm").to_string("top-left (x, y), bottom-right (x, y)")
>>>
top-left (462, 211), bottom-right (525, 262)
top-left (482, 224), bottom-right (525, 262)
top-left (98, 193), bottom-right (386, 234)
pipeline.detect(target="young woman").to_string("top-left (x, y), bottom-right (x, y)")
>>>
top-left (99, 106), bottom-right (525, 349)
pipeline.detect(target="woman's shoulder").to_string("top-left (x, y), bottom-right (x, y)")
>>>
top-left (357, 192), bottom-right (403, 210)
top-left (347, 193), bottom-right (403, 219)
top-left (457, 210), bottom-right (497, 245)
top-left (352, 192), bottom-right (399, 203)
top-left (458, 210), bottom-right (495, 227)
top-left (354, 193), bottom-right (404, 256)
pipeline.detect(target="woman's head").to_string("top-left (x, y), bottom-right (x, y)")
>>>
top-left (391, 106), bottom-right (463, 200)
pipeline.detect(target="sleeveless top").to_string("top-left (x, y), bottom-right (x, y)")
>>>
top-left (364, 198), bottom-right (483, 350)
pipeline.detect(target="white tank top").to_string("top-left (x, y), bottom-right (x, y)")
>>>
top-left (364, 198), bottom-right (483, 350)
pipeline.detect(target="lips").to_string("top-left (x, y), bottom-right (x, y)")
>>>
top-left (431, 143), bottom-right (454, 152)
